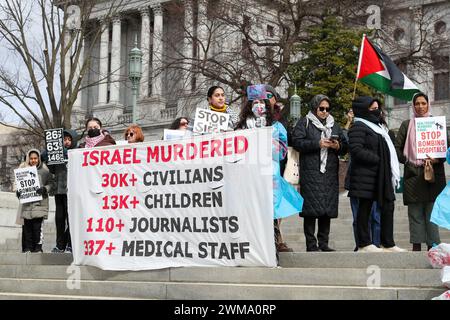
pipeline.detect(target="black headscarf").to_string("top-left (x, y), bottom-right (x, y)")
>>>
top-left (352, 96), bottom-right (382, 124)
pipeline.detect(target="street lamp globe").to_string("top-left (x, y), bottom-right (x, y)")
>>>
top-left (290, 93), bottom-right (301, 120)
top-left (128, 35), bottom-right (142, 124)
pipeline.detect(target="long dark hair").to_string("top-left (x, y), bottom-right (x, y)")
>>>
top-left (235, 100), bottom-right (274, 129)
top-left (207, 86), bottom-right (224, 99)
top-left (169, 117), bottom-right (189, 130)
top-left (85, 117), bottom-right (102, 129)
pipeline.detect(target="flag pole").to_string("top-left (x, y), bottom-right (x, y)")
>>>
top-left (353, 34), bottom-right (366, 99)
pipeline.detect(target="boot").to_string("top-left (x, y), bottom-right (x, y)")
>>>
top-left (412, 243), bottom-right (421, 251)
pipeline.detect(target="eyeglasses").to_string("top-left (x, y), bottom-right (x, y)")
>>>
top-left (318, 107), bottom-right (331, 112)
top-left (267, 93), bottom-right (274, 99)
top-left (126, 132), bottom-right (134, 138)
top-left (180, 121), bottom-right (189, 126)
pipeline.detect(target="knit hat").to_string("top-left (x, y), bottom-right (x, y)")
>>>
top-left (264, 85), bottom-right (280, 101)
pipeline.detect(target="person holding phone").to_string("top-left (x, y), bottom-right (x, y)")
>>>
top-left (292, 94), bottom-right (348, 252)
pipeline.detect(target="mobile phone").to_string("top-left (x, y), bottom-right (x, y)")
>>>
top-left (329, 135), bottom-right (339, 141)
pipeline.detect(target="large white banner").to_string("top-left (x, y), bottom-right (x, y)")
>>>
top-left (68, 128), bottom-right (276, 270)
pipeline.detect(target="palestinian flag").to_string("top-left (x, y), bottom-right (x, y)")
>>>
top-left (356, 35), bottom-right (420, 101)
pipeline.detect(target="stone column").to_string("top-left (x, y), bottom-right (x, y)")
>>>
top-left (98, 21), bottom-right (109, 105)
top-left (110, 16), bottom-right (122, 104)
top-left (140, 7), bottom-right (150, 99)
top-left (183, 0), bottom-right (193, 93)
top-left (151, 4), bottom-right (163, 97)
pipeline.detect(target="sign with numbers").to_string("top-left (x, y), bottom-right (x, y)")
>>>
top-left (68, 128), bottom-right (276, 271)
top-left (45, 128), bottom-right (65, 165)
top-left (14, 166), bottom-right (42, 204)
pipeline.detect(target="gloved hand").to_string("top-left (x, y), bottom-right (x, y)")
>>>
top-left (36, 187), bottom-right (48, 198)
top-left (16, 190), bottom-right (21, 199)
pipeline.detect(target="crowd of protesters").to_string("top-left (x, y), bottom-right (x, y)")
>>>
top-left (13, 84), bottom-right (449, 258)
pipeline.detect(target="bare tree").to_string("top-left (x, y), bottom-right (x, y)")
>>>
top-left (157, 0), bottom-right (366, 109)
top-left (0, 0), bottom-right (124, 135)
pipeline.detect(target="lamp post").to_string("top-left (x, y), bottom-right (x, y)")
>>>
top-left (290, 85), bottom-right (301, 121)
top-left (128, 35), bottom-right (143, 124)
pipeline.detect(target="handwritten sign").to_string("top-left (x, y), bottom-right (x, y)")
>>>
top-left (415, 116), bottom-right (447, 159)
top-left (14, 166), bottom-right (42, 204)
top-left (193, 108), bottom-right (230, 134)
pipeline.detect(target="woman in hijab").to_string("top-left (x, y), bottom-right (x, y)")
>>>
top-left (292, 94), bottom-right (348, 252)
top-left (395, 92), bottom-right (448, 251)
top-left (349, 96), bottom-right (406, 253)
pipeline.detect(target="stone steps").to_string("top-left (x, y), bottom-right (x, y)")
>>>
top-left (0, 277), bottom-right (444, 300)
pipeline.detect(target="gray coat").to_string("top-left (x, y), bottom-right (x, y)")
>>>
top-left (19, 149), bottom-right (55, 220)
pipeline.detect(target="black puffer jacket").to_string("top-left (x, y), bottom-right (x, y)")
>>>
top-left (395, 119), bottom-right (448, 205)
top-left (292, 117), bottom-right (348, 218)
top-left (347, 121), bottom-right (383, 200)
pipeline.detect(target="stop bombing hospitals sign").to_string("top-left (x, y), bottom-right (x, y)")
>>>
top-left (415, 116), bottom-right (448, 160)
top-left (68, 128), bottom-right (276, 271)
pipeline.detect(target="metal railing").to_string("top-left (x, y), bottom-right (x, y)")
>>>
top-left (160, 107), bottom-right (177, 120)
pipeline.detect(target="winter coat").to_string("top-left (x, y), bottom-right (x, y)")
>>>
top-left (347, 121), bottom-right (385, 200)
top-left (41, 129), bottom-right (78, 195)
top-left (395, 119), bottom-right (448, 205)
top-left (18, 149), bottom-right (54, 220)
top-left (291, 117), bottom-right (348, 218)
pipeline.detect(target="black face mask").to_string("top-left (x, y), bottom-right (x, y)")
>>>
top-left (369, 109), bottom-right (381, 118)
top-left (87, 128), bottom-right (101, 138)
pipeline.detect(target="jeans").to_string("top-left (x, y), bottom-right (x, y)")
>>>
top-left (350, 197), bottom-right (381, 248)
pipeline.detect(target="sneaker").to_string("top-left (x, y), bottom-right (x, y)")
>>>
top-left (358, 244), bottom-right (384, 253)
top-left (23, 250), bottom-right (31, 254)
top-left (382, 246), bottom-right (408, 253)
top-left (65, 247), bottom-right (72, 253)
top-left (277, 242), bottom-right (293, 252)
top-left (51, 247), bottom-right (65, 253)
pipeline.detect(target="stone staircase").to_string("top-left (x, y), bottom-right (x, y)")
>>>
top-left (0, 191), bottom-right (448, 300)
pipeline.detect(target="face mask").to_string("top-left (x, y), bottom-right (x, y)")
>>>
top-left (87, 128), bottom-right (101, 138)
top-left (252, 103), bottom-right (266, 118)
top-left (369, 109), bottom-right (381, 118)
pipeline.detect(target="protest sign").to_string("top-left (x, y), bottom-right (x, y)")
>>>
top-left (68, 128), bottom-right (276, 271)
top-left (163, 129), bottom-right (188, 141)
top-left (247, 84), bottom-right (267, 101)
top-left (14, 166), bottom-right (42, 204)
top-left (193, 108), bottom-right (230, 134)
top-left (415, 116), bottom-right (447, 159)
top-left (45, 128), bottom-right (65, 165)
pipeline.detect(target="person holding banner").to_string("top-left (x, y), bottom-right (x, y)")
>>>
top-left (207, 86), bottom-right (239, 130)
top-left (41, 130), bottom-right (78, 254)
top-left (124, 125), bottom-right (144, 143)
top-left (395, 93), bottom-right (448, 251)
top-left (292, 94), bottom-right (348, 252)
top-left (16, 149), bottom-right (54, 253)
top-left (79, 118), bottom-right (116, 148)
top-left (236, 85), bottom-right (303, 259)
top-left (348, 96), bottom-right (406, 253)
